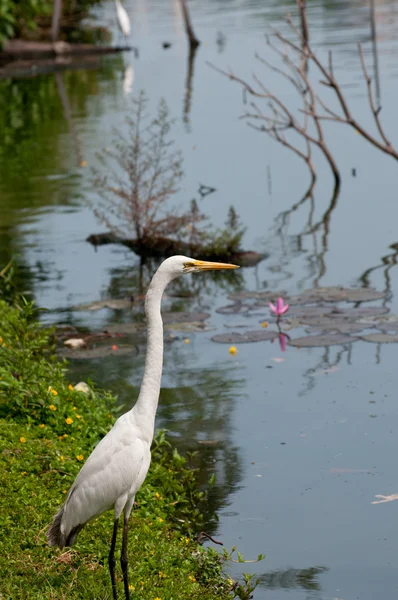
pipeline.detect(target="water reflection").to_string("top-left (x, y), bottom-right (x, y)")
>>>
top-left (183, 44), bottom-right (199, 129)
top-left (274, 185), bottom-right (340, 289)
top-left (259, 565), bottom-right (328, 595)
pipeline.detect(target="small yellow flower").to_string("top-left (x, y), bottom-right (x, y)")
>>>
top-left (184, 338), bottom-right (190, 344)
top-left (154, 597), bottom-right (161, 600)
top-left (128, 585), bottom-right (135, 591)
top-left (20, 437), bottom-right (26, 443)
top-left (158, 571), bottom-right (167, 578)
top-left (261, 321), bottom-right (269, 328)
top-left (75, 414), bottom-right (81, 419)
top-left (62, 489), bottom-right (67, 494)
top-left (188, 575), bottom-right (196, 582)
top-left (68, 384), bottom-right (73, 390)
top-left (49, 404), bottom-right (57, 411)
top-left (21, 471), bottom-right (27, 476)
top-left (155, 492), bottom-right (161, 499)
top-left (65, 417), bottom-right (73, 425)
top-left (229, 346), bottom-right (238, 355)
top-left (73, 406), bottom-right (77, 411)
top-left (39, 424), bottom-right (46, 429)
top-left (63, 433), bottom-right (68, 438)
top-left (48, 386), bottom-right (58, 396)
top-left (60, 456), bottom-right (64, 462)
top-left (76, 454), bottom-right (84, 461)
top-left (158, 517), bottom-right (164, 523)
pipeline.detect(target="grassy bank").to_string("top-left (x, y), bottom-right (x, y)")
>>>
top-left (0, 298), bottom-right (243, 599)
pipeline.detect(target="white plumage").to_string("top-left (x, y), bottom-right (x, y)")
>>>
top-left (47, 255), bottom-right (238, 600)
top-left (115, 0), bottom-right (131, 38)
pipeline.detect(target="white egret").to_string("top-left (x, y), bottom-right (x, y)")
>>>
top-left (115, 0), bottom-right (131, 40)
top-left (47, 256), bottom-right (238, 600)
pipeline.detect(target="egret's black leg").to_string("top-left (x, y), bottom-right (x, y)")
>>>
top-left (121, 516), bottom-right (130, 600)
top-left (109, 518), bottom-right (119, 600)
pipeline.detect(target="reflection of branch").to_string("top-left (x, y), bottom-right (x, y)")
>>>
top-left (274, 183), bottom-right (340, 288)
top-left (359, 242), bottom-right (398, 301)
top-left (55, 72), bottom-right (83, 167)
top-left (299, 345), bottom-right (351, 397)
top-left (178, 0), bottom-right (200, 48)
top-left (183, 44), bottom-right (199, 130)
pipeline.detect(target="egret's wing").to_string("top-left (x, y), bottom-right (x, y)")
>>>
top-left (61, 415), bottom-right (150, 535)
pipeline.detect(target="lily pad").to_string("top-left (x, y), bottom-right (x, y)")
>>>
top-left (103, 323), bottom-right (141, 336)
top-left (73, 298), bottom-right (133, 311)
top-left (358, 314), bottom-right (398, 326)
top-left (376, 323), bottom-right (398, 332)
top-left (216, 302), bottom-right (253, 315)
top-left (361, 333), bottom-right (398, 343)
top-left (289, 334), bottom-right (358, 348)
top-left (327, 307), bottom-right (389, 319)
top-left (286, 306), bottom-right (334, 318)
top-left (211, 330), bottom-right (278, 344)
top-left (162, 311), bottom-right (210, 324)
top-left (306, 323), bottom-right (366, 334)
top-left (60, 345), bottom-right (137, 359)
top-left (164, 321), bottom-right (212, 333)
top-left (228, 291), bottom-right (286, 301)
top-left (301, 287), bottom-right (385, 303)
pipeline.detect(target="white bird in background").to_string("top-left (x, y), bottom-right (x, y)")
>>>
top-left (47, 256), bottom-right (238, 600)
top-left (115, 0), bottom-right (131, 41)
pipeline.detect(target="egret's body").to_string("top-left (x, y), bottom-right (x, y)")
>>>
top-left (115, 0), bottom-right (131, 39)
top-left (47, 256), bottom-right (238, 600)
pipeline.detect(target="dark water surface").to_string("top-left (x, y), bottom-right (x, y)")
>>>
top-left (2, 1), bottom-right (398, 598)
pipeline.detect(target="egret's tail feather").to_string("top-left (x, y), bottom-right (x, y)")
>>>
top-left (47, 507), bottom-right (66, 548)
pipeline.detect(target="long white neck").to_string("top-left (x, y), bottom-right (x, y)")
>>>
top-left (132, 269), bottom-right (169, 439)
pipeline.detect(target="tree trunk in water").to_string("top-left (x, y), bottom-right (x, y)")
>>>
top-left (51, 0), bottom-right (63, 42)
top-left (178, 0), bottom-right (200, 48)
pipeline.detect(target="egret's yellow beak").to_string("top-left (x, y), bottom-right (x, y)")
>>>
top-left (192, 259), bottom-right (239, 271)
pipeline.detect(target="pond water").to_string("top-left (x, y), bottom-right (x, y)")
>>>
top-left (2, 0), bottom-right (398, 598)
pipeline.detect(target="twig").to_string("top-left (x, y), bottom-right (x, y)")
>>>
top-left (197, 531), bottom-right (223, 545)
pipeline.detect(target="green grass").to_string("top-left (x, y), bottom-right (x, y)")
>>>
top-left (0, 298), bottom-right (244, 599)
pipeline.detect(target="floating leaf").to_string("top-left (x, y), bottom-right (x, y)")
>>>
top-left (212, 330), bottom-right (278, 344)
top-left (216, 302), bottom-right (253, 315)
top-left (162, 311), bottom-right (210, 324)
top-left (286, 306), bottom-right (334, 318)
top-left (60, 345), bottom-right (137, 359)
top-left (289, 334), bottom-right (358, 348)
top-left (228, 291), bottom-right (286, 301)
top-left (301, 286), bottom-right (385, 303)
top-left (361, 333), bottom-right (398, 343)
top-left (164, 321), bottom-right (212, 333)
top-left (73, 299), bottom-right (133, 311)
top-left (307, 323), bottom-right (365, 334)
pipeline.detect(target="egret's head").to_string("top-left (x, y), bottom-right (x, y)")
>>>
top-left (158, 255), bottom-right (239, 280)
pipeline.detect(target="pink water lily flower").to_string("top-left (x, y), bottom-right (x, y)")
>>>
top-left (269, 297), bottom-right (289, 317)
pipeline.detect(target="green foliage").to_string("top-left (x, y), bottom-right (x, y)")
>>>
top-left (0, 0), bottom-right (104, 45)
top-left (0, 298), bottom-right (261, 599)
top-left (0, 0), bottom-right (50, 45)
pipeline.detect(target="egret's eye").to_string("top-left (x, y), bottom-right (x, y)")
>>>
top-left (183, 261), bottom-right (195, 269)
